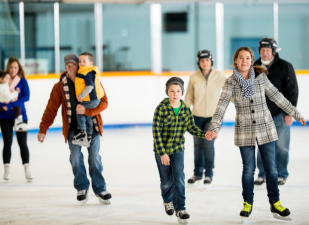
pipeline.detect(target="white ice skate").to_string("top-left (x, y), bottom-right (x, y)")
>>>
top-left (24, 163), bottom-right (32, 182)
top-left (176, 210), bottom-right (189, 225)
top-left (3, 164), bottom-right (10, 181)
top-left (77, 190), bottom-right (88, 206)
top-left (15, 115), bottom-right (27, 132)
top-left (96, 191), bottom-right (111, 205)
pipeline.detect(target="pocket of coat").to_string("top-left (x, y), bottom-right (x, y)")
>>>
top-left (163, 115), bottom-right (172, 124)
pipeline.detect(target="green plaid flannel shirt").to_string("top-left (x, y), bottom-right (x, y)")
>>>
top-left (153, 98), bottom-right (206, 156)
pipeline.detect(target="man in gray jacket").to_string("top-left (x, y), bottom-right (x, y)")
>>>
top-left (185, 50), bottom-right (226, 185)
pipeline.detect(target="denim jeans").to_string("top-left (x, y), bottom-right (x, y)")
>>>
top-left (68, 129), bottom-right (106, 194)
top-left (76, 99), bottom-right (100, 134)
top-left (193, 116), bottom-right (215, 178)
top-left (155, 151), bottom-right (186, 212)
top-left (257, 112), bottom-right (290, 179)
top-left (240, 141), bottom-right (279, 205)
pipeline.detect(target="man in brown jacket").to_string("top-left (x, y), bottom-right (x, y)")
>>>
top-left (37, 53), bottom-right (111, 206)
top-left (185, 50), bottom-right (226, 186)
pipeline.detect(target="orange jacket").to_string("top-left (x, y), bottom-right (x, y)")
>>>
top-left (39, 72), bottom-right (108, 143)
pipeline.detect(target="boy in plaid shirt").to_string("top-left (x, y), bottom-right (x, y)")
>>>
top-left (153, 77), bottom-right (208, 224)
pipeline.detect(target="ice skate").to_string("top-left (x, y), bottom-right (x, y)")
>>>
top-left (278, 177), bottom-right (287, 189)
top-left (271, 201), bottom-right (292, 221)
top-left (24, 163), bottom-right (32, 182)
top-left (3, 164), bottom-right (10, 181)
top-left (77, 190), bottom-right (88, 206)
top-left (14, 115), bottom-right (27, 132)
top-left (163, 201), bottom-right (174, 216)
top-left (87, 134), bottom-right (92, 147)
top-left (203, 176), bottom-right (212, 189)
top-left (187, 175), bottom-right (202, 185)
top-left (176, 210), bottom-right (189, 224)
top-left (254, 177), bottom-right (265, 185)
top-left (240, 201), bottom-right (252, 223)
top-left (72, 130), bottom-right (89, 147)
top-left (96, 191), bottom-right (111, 205)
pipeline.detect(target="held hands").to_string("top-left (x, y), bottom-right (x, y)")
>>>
top-left (2, 106), bottom-right (8, 111)
top-left (161, 154), bottom-right (170, 166)
top-left (205, 131), bottom-right (218, 141)
top-left (77, 95), bottom-right (83, 103)
top-left (37, 133), bottom-right (46, 143)
top-left (299, 117), bottom-right (306, 127)
top-left (76, 105), bottom-right (86, 114)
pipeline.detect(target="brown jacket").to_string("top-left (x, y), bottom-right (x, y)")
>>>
top-left (39, 72), bottom-right (108, 142)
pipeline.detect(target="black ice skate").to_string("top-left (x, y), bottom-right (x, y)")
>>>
top-left (254, 177), bottom-right (265, 185)
top-left (278, 177), bottom-right (287, 186)
top-left (96, 191), bottom-right (112, 205)
top-left (72, 130), bottom-right (89, 147)
top-left (87, 134), bottom-right (92, 147)
top-left (187, 175), bottom-right (202, 184)
top-left (163, 201), bottom-right (174, 216)
top-left (240, 201), bottom-right (252, 223)
top-left (77, 190), bottom-right (88, 206)
top-left (176, 210), bottom-right (190, 225)
top-left (271, 201), bottom-right (291, 221)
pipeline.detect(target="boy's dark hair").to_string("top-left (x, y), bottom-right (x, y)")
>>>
top-left (80, 52), bottom-right (94, 63)
top-left (0, 70), bottom-right (9, 79)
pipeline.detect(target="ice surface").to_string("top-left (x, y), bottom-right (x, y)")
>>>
top-left (0, 127), bottom-right (308, 225)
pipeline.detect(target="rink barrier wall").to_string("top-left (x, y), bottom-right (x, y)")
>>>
top-left (0, 71), bottom-right (308, 135)
top-left (0, 121), bottom-right (307, 138)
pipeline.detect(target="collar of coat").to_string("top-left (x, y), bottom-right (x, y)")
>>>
top-left (161, 98), bottom-right (185, 115)
top-left (254, 53), bottom-right (279, 67)
top-left (78, 65), bottom-right (100, 76)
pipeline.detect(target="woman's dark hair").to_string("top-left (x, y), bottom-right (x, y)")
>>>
top-left (5, 57), bottom-right (26, 78)
top-left (0, 70), bottom-right (9, 79)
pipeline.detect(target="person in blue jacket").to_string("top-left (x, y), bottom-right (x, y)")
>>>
top-left (0, 57), bottom-right (31, 182)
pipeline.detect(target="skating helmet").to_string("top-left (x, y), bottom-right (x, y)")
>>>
top-left (259, 38), bottom-right (277, 56)
top-left (196, 50), bottom-right (213, 66)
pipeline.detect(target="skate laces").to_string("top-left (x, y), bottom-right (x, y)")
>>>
top-left (164, 202), bottom-right (174, 210)
top-left (242, 202), bottom-right (252, 212)
top-left (77, 190), bottom-right (86, 196)
top-left (177, 210), bottom-right (188, 216)
top-left (273, 201), bottom-right (286, 212)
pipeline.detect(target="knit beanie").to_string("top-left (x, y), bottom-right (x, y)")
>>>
top-left (165, 77), bottom-right (185, 95)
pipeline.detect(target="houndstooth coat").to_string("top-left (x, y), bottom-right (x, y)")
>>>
top-left (208, 67), bottom-right (303, 147)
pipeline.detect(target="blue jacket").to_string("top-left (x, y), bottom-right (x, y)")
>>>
top-left (0, 77), bottom-right (30, 121)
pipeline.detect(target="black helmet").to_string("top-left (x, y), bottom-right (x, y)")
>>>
top-left (196, 50), bottom-right (213, 66)
top-left (259, 38), bottom-right (277, 55)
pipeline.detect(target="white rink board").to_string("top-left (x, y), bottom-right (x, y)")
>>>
top-left (11, 75), bottom-right (309, 130)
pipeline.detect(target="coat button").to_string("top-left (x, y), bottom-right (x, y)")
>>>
top-left (250, 100), bottom-right (253, 103)
top-left (252, 120), bottom-right (256, 124)
top-left (251, 110), bottom-right (255, 113)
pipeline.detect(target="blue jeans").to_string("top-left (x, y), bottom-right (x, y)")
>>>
top-left (68, 129), bottom-right (106, 194)
top-left (76, 99), bottom-right (100, 134)
top-left (155, 151), bottom-right (186, 212)
top-left (193, 116), bottom-right (215, 178)
top-left (240, 141), bottom-right (279, 205)
top-left (257, 112), bottom-right (290, 179)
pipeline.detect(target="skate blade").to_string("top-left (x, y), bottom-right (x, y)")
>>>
top-left (80, 195), bottom-right (89, 206)
top-left (98, 197), bottom-right (111, 205)
top-left (204, 184), bottom-right (212, 190)
top-left (72, 140), bottom-right (90, 148)
top-left (26, 178), bottom-right (32, 183)
top-left (241, 217), bottom-right (249, 223)
top-left (177, 217), bottom-right (188, 225)
top-left (272, 213), bottom-right (291, 221)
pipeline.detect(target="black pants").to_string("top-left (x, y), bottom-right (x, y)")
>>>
top-left (0, 119), bottom-right (29, 164)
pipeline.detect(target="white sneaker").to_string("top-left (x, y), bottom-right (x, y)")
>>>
top-left (15, 115), bottom-right (27, 132)
top-left (24, 163), bottom-right (32, 182)
top-left (4, 164), bottom-right (10, 181)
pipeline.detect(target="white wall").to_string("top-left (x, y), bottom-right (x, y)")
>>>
top-left (22, 74), bottom-right (309, 131)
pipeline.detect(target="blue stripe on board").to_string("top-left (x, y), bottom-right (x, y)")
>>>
top-left (0, 121), bottom-right (308, 137)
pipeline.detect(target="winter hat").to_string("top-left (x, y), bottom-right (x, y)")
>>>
top-left (64, 53), bottom-right (79, 65)
top-left (165, 77), bottom-right (185, 95)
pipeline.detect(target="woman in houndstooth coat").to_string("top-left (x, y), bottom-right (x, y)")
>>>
top-left (206, 47), bottom-right (306, 222)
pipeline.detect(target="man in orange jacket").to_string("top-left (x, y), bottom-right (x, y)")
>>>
top-left (37, 53), bottom-right (112, 206)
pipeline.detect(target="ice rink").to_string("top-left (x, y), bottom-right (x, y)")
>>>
top-left (0, 126), bottom-right (309, 225)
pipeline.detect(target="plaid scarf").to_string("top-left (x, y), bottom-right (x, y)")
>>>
top-left (233, 66), bottom-right (256, 99)
top-left (61, 75), bottom-right (99, 132)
